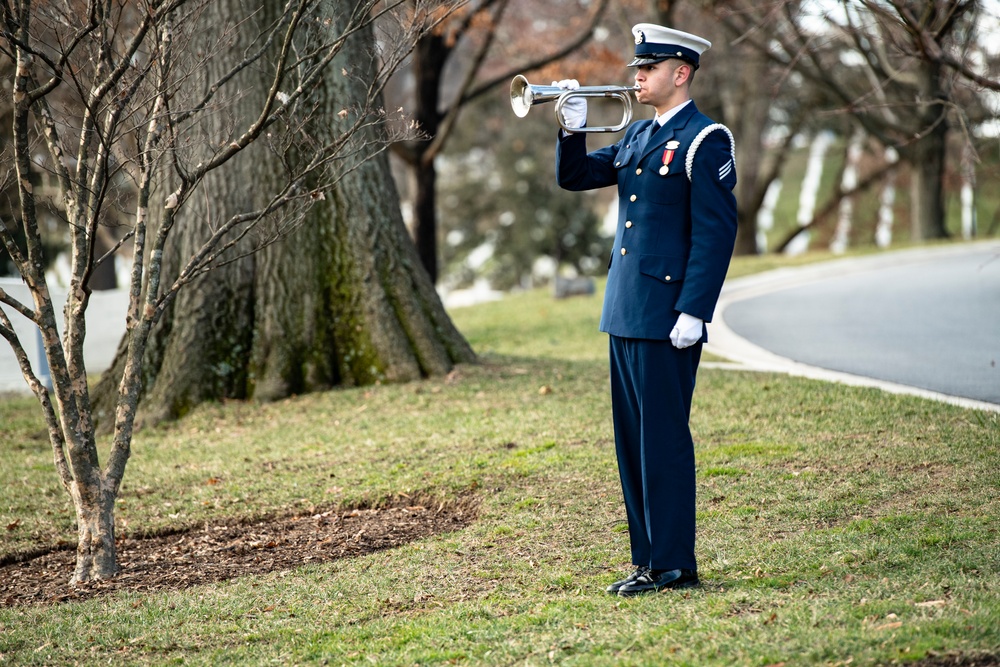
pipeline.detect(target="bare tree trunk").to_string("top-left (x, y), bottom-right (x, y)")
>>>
top-left (69, 480), bottom-right (118, 581)
top-left (906, 10), bottom-right (953, 241)
top-left (909, 123), bottom-right (949, 240)
top-left (251, 47), bottom-right (470, 398)
top-left (412, 163), bottom-right (439, 285)
top-left (401, 28), bottom-right (447, 283)
top-left (94, 0), bottom-right (474, 425)
top-left (90, 0), bottom-right (262, 424)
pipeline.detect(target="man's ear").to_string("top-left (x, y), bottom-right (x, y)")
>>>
top-left (674, 62), bottom-right (692, 86)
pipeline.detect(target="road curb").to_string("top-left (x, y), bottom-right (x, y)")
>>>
top-left (705, 241), bottom-right (1000, 414)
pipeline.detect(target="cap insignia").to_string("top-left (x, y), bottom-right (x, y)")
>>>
top-left (635, 30), bottom-right (645, 45)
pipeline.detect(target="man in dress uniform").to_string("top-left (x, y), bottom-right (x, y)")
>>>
top-left (554, 23), bottom-right (737, 596)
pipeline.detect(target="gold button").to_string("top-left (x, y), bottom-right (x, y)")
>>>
top-left (630, 194), bottom-right (637, 202)
top-left (636, 168), bottom-right (642, 175)
top-left (665, 275), bottom-right (672, 281)
top-left (625, 220), bottom-right (633, 228)
top-left (620, 248), bottom-right (627, 256)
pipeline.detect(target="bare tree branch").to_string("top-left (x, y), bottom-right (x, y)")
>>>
top-left (463, 0), bottom-right (611, 105)
top-left (420, 0), bottom-right (511, 164)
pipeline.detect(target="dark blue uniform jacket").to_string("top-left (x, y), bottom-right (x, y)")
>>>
top-left (557, 102), bottom-right (738, 340)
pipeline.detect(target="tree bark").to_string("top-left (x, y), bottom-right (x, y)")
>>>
top-left (69, 480), bottom-right (118, 583)
top-left (412, 162), bottom-right (439, 285)
top-left (908, 123), bottom-right (949, 241)
top-left (403, 28), bottom-right (448, 283)
top-left (94, 2), bottom-right (474, 426)
top-left (908, 54), bottom-right (949, 241)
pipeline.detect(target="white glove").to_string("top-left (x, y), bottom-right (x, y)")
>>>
top-left (553, 79), bottom-right (587, 129)
top-left (670, 313), bottom-right (704, 349)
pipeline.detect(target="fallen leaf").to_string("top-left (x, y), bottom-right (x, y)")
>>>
top-left (5, 519), bottom-right (20, 531)
top-left (874, 621), bottom-right (902, 631)
top-left (538, 385), bottom-right (552, 395)
top-left (915, 600), bottom-right (946, 608)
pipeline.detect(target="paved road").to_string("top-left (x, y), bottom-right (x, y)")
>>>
top-left (717, 242), bottom-right (1000, 408)
top-left (0, 280), bottom-right (129, 394)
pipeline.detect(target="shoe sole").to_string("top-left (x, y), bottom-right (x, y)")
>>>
top-left (617, 578), bottom-right (700, 597)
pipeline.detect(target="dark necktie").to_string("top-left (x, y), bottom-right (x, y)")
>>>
top-left (640, 120), bottom-right (659, 152)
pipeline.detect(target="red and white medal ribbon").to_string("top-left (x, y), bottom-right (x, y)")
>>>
top-left (659, 140), bottom-right (680, 176)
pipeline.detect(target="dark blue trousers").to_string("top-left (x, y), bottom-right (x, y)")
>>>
top-left (609, 335), bottom-right (702, 571)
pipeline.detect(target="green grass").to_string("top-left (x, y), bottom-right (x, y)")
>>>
top-left (2, 253), bottom-right (999, 666)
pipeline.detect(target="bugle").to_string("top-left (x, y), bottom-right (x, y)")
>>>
top-left (509, 74), bottom-right (639, 133)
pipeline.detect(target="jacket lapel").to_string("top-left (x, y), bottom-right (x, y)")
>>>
top-left (639, 101), bottom-right (698, 163)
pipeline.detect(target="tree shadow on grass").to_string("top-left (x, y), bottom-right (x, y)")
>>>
top-left (1, 494), bottom-right (478, 607)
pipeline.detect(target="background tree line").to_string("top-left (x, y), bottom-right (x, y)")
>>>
top-left (389, 0), bottom-right (1000, 285)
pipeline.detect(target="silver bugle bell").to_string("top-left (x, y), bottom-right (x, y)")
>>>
top-left (509, 74), bottom-right (638, 133)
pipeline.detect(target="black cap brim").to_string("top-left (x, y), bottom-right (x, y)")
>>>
top-left (627, 55), bottom-right (668, 67)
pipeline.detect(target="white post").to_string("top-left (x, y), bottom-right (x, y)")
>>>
top-left (786, 130), bottom-right (835, 256)
top-left (755, 179), bottom-right (782, 254)
top-left (960, 142), bottom-right (977, 240)
top-left (830, 131), bottom-right (865, 254)
top-left (874, 147), bottom-right (899, 249)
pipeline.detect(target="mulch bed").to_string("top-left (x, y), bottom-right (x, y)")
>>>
top-left (1, 498), bottom-right (476, 608)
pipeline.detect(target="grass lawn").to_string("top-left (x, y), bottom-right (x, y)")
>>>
top-left (1, 251), bottom-right (998, 666)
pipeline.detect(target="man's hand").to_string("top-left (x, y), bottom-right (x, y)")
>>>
top-left (670, 313), bottom-right (703, 349)
top-left (553, 79), bottom-right (587, 129)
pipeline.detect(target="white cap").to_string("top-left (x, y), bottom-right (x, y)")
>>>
top-left (628, 23), bottom-right (711, 69)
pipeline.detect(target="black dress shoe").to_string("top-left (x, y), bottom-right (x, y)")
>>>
top-left (617, 568), bottom-right (699, 597)
top-left (605, 566), bottom-right (649, 594)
